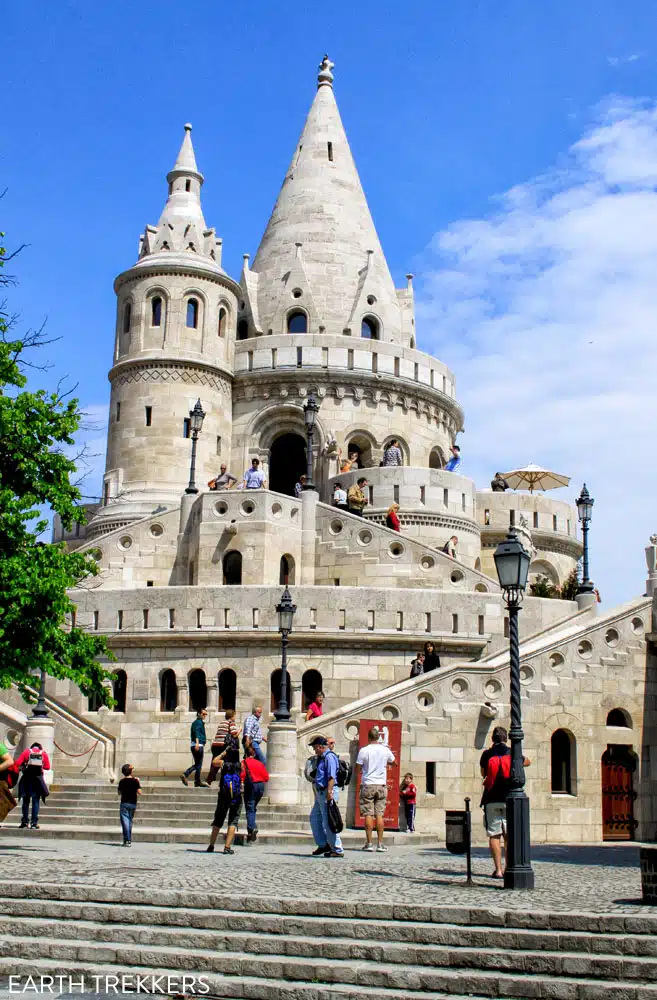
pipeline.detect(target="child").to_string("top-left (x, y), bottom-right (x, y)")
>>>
top-left (400, 773), bottom-right (417, 833)
top-left (118, 763), bottom-right (142, 846)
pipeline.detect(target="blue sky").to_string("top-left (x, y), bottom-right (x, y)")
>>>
top-left (3, 1), bottom-right (656, 606)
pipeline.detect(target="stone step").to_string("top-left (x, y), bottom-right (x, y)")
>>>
top-left (0, 825), bottom-right (429, 846)
top-left (3, 937), bottom-right (657, 998)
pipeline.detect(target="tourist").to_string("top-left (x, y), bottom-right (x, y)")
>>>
top-left (339, 450), bottom-right (360, 473)
top-left (181, 709), bottom-right (208, 787)
top-left (386, 503), bottom-right (401, 531)
top-left (207, 734), bottom-right (242, 855)
top-left (294, 474), bottom-right (307, 498)
top-left (243, 458), bottom-right (266, 489)
top-left (332, 482), bottom-right (348, 510)
top-left (243, 705), bottom-right (267, 764)
top-left (445, 445), bottom-right (461, 472)
top-left (308, 736), bottom-right (344, 858)
top-left (242, 744), bottom-right (269, 843)
top-left (409, 651), bottom-right (425, 677)
top-left (480, 726), bottom-right (530, 879)
top-left (210, 464), bottom-right (238, 490)
top-left (382, 439), bottom-right (403, 466)
top-left (117, 763), bottom-right (141, 846)
top-left (0, 742), bottom-right (17, 825)
top-left (442, 535), bottom-right (458, 559)
top-left (399, 773), bottom-right (417, 832)
top-left (347, 477), bottom-right (368, 516)
top-left (490, 472), bottom-right (509, 492)
top-left (206, 709), bottom-right (240, 785)
top-left (356, 726), bottom-right (395, 852)
top-left (422, 641), bottom-right (441, 672)
top-left (306, 691), bottom-right (324, 722)
top-left (16, 742), bottom-right (51, 830)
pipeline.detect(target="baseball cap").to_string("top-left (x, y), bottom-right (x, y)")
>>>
top-left (308, 736), bottom-right (328, 747)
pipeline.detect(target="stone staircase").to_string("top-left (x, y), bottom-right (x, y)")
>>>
top-left (0, 881), bottom-right (656, 999)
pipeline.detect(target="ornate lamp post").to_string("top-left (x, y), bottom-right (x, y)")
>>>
top-left (185, 399), bottom-right (206, 495)
top-left (493, 528), bottom-right (534, 890)
top-left (32, 667), bottom-right (49, 718)
top-left (575, 484), bottom-right (595, 596)
top-left (302, 393), bottom-right (320, 490)
top-left (275, 586), bottom-right (297, 720)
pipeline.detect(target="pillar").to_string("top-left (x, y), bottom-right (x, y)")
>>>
top-left (300, 488), bottom-right (318, 585)
top-left (23, 716), bottom-right (56, 788)
top-left (266, 719), bottom-right (299, 805)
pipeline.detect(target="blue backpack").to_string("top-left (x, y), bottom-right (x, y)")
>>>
top-left (221, 765), bottom-right (241, 804)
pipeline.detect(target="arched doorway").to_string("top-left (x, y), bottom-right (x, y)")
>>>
top-left (280, 554), bottom-right (295, 585)
top-left (302, 669), bottom-right (323, 711)
top-left (601, 745), bottom-right (637, 841)
top-left (551, 729), bottom-right (576, 795)
top-left (160, 670), bottom-right (177, 712)
top-left (112, 670), bottom-right (127, 713)
top-left (188, 669), bottom-right (207, 711)
top-left (218, 668), bottom-right (236, 711)
top-left (269, 433), bottom-right (306, 496)
top-left (223, 551), bottom-right (242, 585)
top-left (271, 668), bottom-right (292, 713)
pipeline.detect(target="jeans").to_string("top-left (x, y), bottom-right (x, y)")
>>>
top-left (244, 780), bottom-right (265, 832)
top-left (120, 802), bottom-right (136, 842)
top-left (404, 801), bottom-right (416, 832)
top-left (310, 788), bottom-right (343, 853)
top-left (250, 742), bottom-right (266, 765)
top-left (21, 793), bottom-right (40, 826)
top-left (184, 745), bottom-right (205, 784)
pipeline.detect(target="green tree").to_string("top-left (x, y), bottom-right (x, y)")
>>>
top-left (0, 232), bottom-right (114, 702)
top-left (559, 568), bottom-right (580, 602)
top-left (529, 575), bottom-right (560, 599)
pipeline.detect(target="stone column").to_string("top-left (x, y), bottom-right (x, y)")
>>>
top-left (266, 719), bottom-right (299, 805)
top-left (575, 592), bottom-right (597, 613)
top-left (300, 488), bottom-right (318, 586)
top-left (23, 716), bottom-right (56, 788)
top-left (646, 536), bottom-right (657, 598)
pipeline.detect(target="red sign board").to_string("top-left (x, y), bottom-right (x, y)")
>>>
top-left (354, 719), bottom-right (402, 830)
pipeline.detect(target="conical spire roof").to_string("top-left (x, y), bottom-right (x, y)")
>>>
top-left (157, 123), bottom-right (206, 230)
top-left (250, 56), bottom-right (403, 339)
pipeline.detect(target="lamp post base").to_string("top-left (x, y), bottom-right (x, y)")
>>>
top-left (504, 792), bottom-right (535, 890)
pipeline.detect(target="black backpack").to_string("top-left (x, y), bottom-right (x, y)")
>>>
top-left (328, 751), bottom-right (352, 789)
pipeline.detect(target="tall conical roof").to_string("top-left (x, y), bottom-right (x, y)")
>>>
top-left (249, 57), bottom-right (405, 340)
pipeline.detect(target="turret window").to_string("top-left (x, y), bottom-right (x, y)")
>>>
top-left (186, 298), bottom-right (199, 329)
top-left (218, 307), bottom-right (227, 337)
top-left (122, 302), bottom-right (132, 334)
top-left (237, 319), bottom-right (249, 340)
top-left (151, 297), bottom-right (162, 327)
top-left (185, 179), bottom-right (191, 192)
top-left (287, 310), bottom-right (307, 334)
top-left (327, 142), bottom-right (334, 161)
top-left (361, 316), bottom-right (379, 340)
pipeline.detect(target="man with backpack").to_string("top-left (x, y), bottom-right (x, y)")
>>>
top-left (307, 736), bottom-right (346, 858)
top-left (206, 732), bottom-right (242, 855)
top-left (480, 726), bottom-right (531, 879)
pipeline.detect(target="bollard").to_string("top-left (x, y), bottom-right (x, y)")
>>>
top-left (445, 797), bottom-right (473, 885)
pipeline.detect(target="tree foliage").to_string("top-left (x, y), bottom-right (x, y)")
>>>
top-left (0, 231), bottom-right (114, 702)
top-left (529, 567), bottom-right (580, 601)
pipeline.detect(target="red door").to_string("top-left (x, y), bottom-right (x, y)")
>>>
top-left (354, 720), bottom-right (402, 830)
top-left (601, 745), bottom-right (637, 841)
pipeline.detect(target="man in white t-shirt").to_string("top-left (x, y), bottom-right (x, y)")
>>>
top-left (356, 726), bottom-right (395, 853)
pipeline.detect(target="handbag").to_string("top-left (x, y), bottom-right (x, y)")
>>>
top-left (327, 796), bottom-right (343, 834)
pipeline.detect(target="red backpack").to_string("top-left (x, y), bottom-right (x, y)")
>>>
top-left (483, 752), bottom-right (511, 792)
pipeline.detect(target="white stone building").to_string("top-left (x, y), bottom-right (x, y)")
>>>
top-left (11, 56), bottom-right (654, 844)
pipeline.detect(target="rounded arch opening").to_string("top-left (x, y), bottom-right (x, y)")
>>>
top-left (270, 668), bottom-right (292, 713)
top-left (529, 560), bottom-right (560, 586)
top-left (382, 436), bottom-right (409, 465)
top-left (122, 301), bottom-right (132, 335)
top-left (361, 316), bottom-right (379, 340)
top-left (151, 296), bottom-right (162, 328)
top-left (287, 310), bottom-right (308, 334)
top-left (302, 669), bottom-right (323, 711)
top-left (188, 669), bottom-right (207, 712)
top-left (551, 729), bottom-right (577, 795)
top-left (607, 708), bottom-right (632, 728)
top-left (269, 432), bottom-right (306, 496)
top-left (186, 298), bottom-right (199, 329)
top-left (345, 432), bottom-right (376, 470)
top-left (218, 668), bottom-right (236, 711)
top-left (429, 446), bottom-right (445, 470)
top-left (237, 319), bottom-right (249, 340)
top-left (160, 669), bottom-right (177, 712)
top-left (112, 669), bottom-right (127, 713)
top-left (280, 553), bottom-right (295, 585)
top-left (223, 551), bottom-right (242, 585)
top-left (218, 306), bottom-right (227, 338)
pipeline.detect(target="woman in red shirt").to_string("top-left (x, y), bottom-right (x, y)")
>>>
top-left (305, 691), bottom-right (324, 722)
top-left (386, 503), bottom-right (401, 532)
top-left (241, 746), bottom-right (269, 842)
top-left (400, 772), bottom-right (417, 833)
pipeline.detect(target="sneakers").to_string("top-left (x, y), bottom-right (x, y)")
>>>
top-left (19, 821), bottom-right (28, 829)
top-left (180, 775), bottom-right (189, 786)
top-left (206, 845), bottom-right (215, 853)
top-left (361, 843), bottom-right (374, 852)
top-left (312, 845), bottom-right (330, 856)
top-left (376, 844), bottom-right (388, 852)
top-left (123, 840), bottom-right (131, 847)
top-left (31, 824), bottom-right (40, 830)
top-left (223, 847), bottom-right (235, 855)
top-left (195, 782), bottom-right (210, 788)
top-left (246, 829), bottom-right (257, 843)
top-left (325, 850), bottom-right (344, 858)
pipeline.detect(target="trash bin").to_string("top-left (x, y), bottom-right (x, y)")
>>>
top-left (445, 809), bottom-right (469, 855)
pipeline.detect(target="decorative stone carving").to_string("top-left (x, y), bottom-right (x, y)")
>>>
top-left (112, 363), bottom-right (230, 395)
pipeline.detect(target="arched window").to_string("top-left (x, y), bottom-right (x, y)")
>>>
top-left (188, 669), bottom-right (207, 711)
top-left (361, 316), bottom-right (379, 340)
top-left (160, 669), bottom-right (177, 712)
top-left (186, 298), bottom-right (199, 329)
top-left (279, 554), bottom-right (295, 585)
top-left (607, 708), bottom-right (632, 728)
top-left (218, 668), bottom-right (237, 711)
top-left (218, 307), bottom-right (227, 338)
top-left (551, 729), bottom-right (576, 795)
top-left (223, 550), bottom-right (242, 585)
top-left (287, 310), bottom-right (307, 334)
top-left (429, 447), bottom-right (445, 470)
top-left (122, 302), bottom-right (132, 334)
top-left (271, 668), bottom-right (292, 713)
top-left (151, 297), bottom-right (162, 327)
top-left (237, 319), bottom-right (249, 340)
top-left (302, 669), bottom-right (323, 711)
top-left (112, 670), bottom-right (127, 713)
top-left (88, 689), bottom-right (103, 712)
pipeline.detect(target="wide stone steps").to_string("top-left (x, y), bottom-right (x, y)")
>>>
top-left (1, 888), bottom-right (657, 999)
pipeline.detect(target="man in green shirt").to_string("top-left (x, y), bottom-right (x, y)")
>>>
top-left (181, 710), bottom-right (208, 787)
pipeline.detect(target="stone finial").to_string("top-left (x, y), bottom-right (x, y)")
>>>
top-left (318, 54), bottom-right (335, 88)
top-left (646, 536), bottom-right (657, 596)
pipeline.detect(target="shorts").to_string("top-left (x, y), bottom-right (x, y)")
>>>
top-left (484, 801), bottom-right (507, 837)
top-left (359, 784), bottom-right (387, 817)
top-left (212, 792), bottom-right (242, 830)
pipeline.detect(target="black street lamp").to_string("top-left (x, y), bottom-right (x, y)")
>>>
top-left (32, 667), bottom-right (49, 718)
top-left (575, 484), bottom-right (595, 596)
top-left (185, 399), bottom-right (206, 495)
top-left (274, 587), bottom-right (297, 721)
top-left (493, 528), bottom-right (534, 890)
top-left (302, 392), bottom-right (320, 490)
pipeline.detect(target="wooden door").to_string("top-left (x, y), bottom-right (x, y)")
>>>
top-left (601, 746), bottom-right (637, 841)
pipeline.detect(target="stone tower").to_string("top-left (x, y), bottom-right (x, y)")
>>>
top-left (93, 125), bottom-right (240, 533)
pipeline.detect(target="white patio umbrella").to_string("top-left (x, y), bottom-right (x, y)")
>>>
top-left (500, 464), bottom-right (570, 494)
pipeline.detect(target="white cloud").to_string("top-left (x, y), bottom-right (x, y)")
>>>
top-left (417, 99), bottom-right (657, 608)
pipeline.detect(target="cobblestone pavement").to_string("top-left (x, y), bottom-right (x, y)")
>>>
top-left (0, 836), bottom-right (644, 914)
